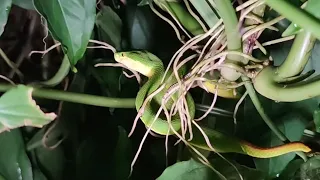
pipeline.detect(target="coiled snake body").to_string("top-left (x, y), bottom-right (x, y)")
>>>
top-left (114, 51), bottom-right (311, 158)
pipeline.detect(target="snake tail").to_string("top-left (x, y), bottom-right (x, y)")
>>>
top-left (189, 126), bottom-right (311, 158)
top-left (239, 141), bottom-right (311, 158)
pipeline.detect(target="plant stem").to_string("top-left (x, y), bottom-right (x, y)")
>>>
top-left (215, 0), bottom-right (244, 81)
top-left (39, 55), bottom-right (71, 86)
top-left (253, 66), bottom-right (320, 102)
top-left (242, 76), bottom-right (287, 141)
top-left (215, 0), bottom-right (242, 54)
top-left (275, 31), bottom-right (315, 82)
top-left (0, 84), bottom-right (136, 108)
top-left (241, 76), bottom-right (307, 161)
top-left (265, 0), bottom-right (320, 40)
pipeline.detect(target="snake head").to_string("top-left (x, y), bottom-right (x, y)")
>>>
top-left (114, 51), bottom-right (162, 77)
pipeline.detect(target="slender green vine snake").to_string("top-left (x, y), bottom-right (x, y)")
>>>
top-left (114, 51), bottom-right (311, 158)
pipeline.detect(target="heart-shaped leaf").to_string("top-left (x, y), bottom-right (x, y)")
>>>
top-left (96, 5), bottom-right (122, 51)
top-left (0, 0), bottom-right (12, 37)
top-left (33, 0), bottom-right (96, 67)
top-left (0, 85), bottom-right (56, 132)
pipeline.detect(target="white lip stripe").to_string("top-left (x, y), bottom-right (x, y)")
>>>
top-left (115, 56), bottom-right (153, 77)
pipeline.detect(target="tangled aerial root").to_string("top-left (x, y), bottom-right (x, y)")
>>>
top-left (122, 0), bottom-right (298, 178)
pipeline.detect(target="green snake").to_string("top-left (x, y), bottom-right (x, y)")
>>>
top-left (114, 51), bottom-right (311, 158)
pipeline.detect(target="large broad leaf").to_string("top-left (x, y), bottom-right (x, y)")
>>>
top-left (0, 129), bottom-right (33, 180)
top-left (253, 114), bottom-right (307, 178)
top-left (111, 126), bottom-right (132, 180)
top-left (157, 158), bottom-right (265, 180)
top-left (0, 85), bottom-right (56, 132)
top-left (189, 0), bottom-right (219, 28)
top-left (209, 158), bottom-right (266, 180)
top-left (96, 5), bottom-right (122, 51)
top-left (33, 0), bottom-right (96, 67)
top-left (156, 159), bottom-right (217, 180)
top-left (33, 169), bottom-right (48, 180)
top-left (33, 145), bottom-right (65, 180)
top-left (278, 159), bottom-right (304, 180)
top-left (125, 5), bottom-right (156, 51)
top-left (0, 0), bottom-right (12, 37)
top-left (94, 5), bottom-right (123, 97)
top-left (12, 0), bottom-right (34, 10)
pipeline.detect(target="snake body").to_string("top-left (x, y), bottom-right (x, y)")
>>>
top-left (114, 51), bottom-right (311, 158)
top-left (114, 51), bottom-right (195, 135)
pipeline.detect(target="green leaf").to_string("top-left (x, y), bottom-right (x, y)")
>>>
top-left (0, 85), bottom-right (56, 132)
top-left (112, 126), bottom-right (132, 180)
top-left (157, 158), bottom-right (266, 180)
top-left (313, 108), bottom-right (320, 133)
top-left (33, 146), bottom-right (65, 180)
top-left (300, 156), bottom-right (320, 180)
top-left (94, 5), bottom-right (123, 97)
top-left (282, 24), bottom-right (302, 37)
top-left (210, 158), bottom-right (266, 180)
top-left (156, 159), bottom-right (217, 180)
top-left (96, 5), bottom-right (122, 51)
top-left (33, 169), bottom-right (48, 180)
top-left (33, 0), bottom-right (96, 67)
top-left (253, 114), bottom-right (307, 178)
top-left (278, 159), bottom-right (304, 180)
top-left (0, 174), bottom-right (5, 180)
top-left (125, 5), bottom-right (156, 50)
top-left (0, 129), bottom-right (33, 180)
top-left (91, 61), bottom-right (122, 97)
top-left (12, 0), bottom-right (35, 10)
top-left (189, 0), bottom-right (219, 28)
top-left (0, 0), bottom-right (12, 37)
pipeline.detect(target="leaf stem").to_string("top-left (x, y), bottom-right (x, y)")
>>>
top-left (265, 0), bottom-right (320, 40)
top-left (214, 0), bottom-right (242, 56)
top-left (214, 0), bottom-right (245, 81)
top-left (275, 31), bottom-right (315, 82)
top-left (0, 84), bottom-right (136, 108)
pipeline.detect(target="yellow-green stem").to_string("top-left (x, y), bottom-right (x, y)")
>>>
top-left (0, 84), bottom-right (136, 108)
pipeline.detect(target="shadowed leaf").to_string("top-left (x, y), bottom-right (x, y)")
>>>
top-left (0, 129), bottom-right (33, 180)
